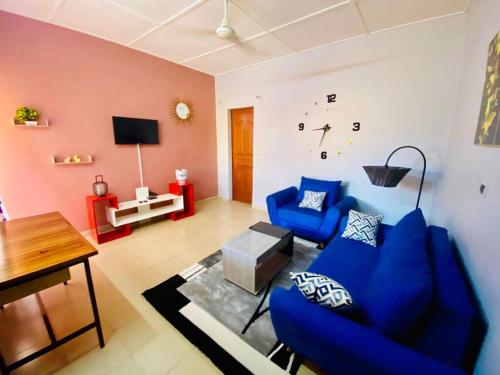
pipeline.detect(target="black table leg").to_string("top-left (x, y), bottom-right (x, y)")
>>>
top-left (84, 259), bottom-right (105, 348)
top-left (35, 293), bottom-right (57, 344)
top-left (242, 278), bottom-right (275, 335)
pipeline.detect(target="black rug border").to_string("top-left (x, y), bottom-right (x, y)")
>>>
top-left (142, 274), bottom-right (253, 375)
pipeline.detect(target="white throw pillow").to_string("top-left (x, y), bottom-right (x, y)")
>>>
top-left (290, 272), bottom-right (353, 310)
top-left (298, 190), bottom-right (327, 212)
top-left (341, 209), bottom-right (383, 247)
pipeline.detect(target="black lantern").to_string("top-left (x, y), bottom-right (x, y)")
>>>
top-left (363, 146), bottom-right (427, 208)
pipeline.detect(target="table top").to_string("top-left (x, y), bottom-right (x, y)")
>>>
top-left (222, 229), bottom-right (281, 260)
top-left (0, 212), bottom-right (97, 289)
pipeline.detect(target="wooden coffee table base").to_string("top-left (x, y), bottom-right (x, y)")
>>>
top-left (0, 259), bottom-right (105, 375)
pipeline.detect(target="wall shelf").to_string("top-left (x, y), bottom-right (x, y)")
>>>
top-left (51, 155), bottom-right (93, 165)
top-left (12, 119), bottom-right (50, 128)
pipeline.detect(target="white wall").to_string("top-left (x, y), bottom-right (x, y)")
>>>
top-left (216, 16), bottom-right (465, 224)
top-left (431, 0), bottom-right (500, 373)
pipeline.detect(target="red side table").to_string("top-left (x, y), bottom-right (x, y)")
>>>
top-left (86, 194), bottom-right (131, 244)
top-left (168, 182), bottom-right (195, 220)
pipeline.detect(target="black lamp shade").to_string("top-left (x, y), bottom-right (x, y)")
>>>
top-left (363, 166), bottom-right (411, 188)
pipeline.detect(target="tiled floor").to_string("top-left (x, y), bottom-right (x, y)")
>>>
top-left (1, 199), bottom-right (314, 374)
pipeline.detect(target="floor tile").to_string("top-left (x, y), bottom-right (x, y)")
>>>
top-left (107, 357), bottom-right (145, 375)
top-left (101, 298), bottom-right (142, 331)
top-left (151, 257), bottom-right (189, 279)
top-left (167, 349), bottom-right (221, 375)
top-left (133, 329), bottom-right (193, 375)
top-left (63, 336), bottom-right (129, 375)
top-left (114, 317), bottom-right (158, 354)
top-left (141, 308), bottom-right (172, 334)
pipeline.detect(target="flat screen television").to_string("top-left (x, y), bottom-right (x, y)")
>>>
top-left (112, 116), bottom-right (159, 145)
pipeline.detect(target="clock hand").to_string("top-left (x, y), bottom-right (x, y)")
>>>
top-left (313, 124), bottom-right (332, 131)
top-left (319, 130), bottom-right (327, 147)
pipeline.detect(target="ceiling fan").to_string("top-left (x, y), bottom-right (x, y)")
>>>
top-left (216, 0), bottom-right (236, 40)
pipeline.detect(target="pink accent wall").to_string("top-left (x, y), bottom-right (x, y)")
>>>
top-left (0, 11), bottom-right (217, 231)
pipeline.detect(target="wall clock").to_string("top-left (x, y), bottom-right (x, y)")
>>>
top-left (297, 93), bottom-right (362, 159)
top-left (171, 96), bottom-right (194, 126)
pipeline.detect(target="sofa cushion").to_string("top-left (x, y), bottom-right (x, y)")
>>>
top-left (298, 190), bottom-right (327, 211)
top-left (297, 177), bottom-right (341, 209)
top-left (341, 210), bottom-right (383, 247)
top-left (308, 236), bottom-right (380, 300)
top-left (278, 202), bottom-right (324, 231)
top-left (291, 272), bottom-right (353, 310)
top-left (361, 209), bottom-right (432, 339)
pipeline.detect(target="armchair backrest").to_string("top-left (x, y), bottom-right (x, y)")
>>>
top-left (297, 177), bottom-right (341, 209)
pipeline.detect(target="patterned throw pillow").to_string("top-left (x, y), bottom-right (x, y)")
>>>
top-left (290, 272), bottom-right (353, 310)
top-left (298, 190), bottom-right (327, 212)
top-left (341, 210), bottom-right (383, 247)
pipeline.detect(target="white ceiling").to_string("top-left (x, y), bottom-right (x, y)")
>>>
top-left (0, 0), bottom-right (469, 75)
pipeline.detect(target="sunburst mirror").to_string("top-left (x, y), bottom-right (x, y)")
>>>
top-left (171, 96), bottom-right (194, 126)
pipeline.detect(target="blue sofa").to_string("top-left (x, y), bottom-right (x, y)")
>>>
top-left (266, 177), bottom-right (356, 244)
top-left (270, 210), bottom-right (486, 375)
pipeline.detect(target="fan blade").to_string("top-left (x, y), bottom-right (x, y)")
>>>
top-left (231, 37), bottom-right (261, 54)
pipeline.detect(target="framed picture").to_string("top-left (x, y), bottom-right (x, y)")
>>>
top-left (474, 31), bottom-right (500, 146)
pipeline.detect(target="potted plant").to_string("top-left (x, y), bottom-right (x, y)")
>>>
top-left (15, 107), bottom-right (39, 125)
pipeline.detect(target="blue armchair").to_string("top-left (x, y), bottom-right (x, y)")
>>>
top-left (266, 177), bottom-right (356, 244)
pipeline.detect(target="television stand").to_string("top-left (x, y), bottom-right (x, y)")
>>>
top-left (106, 193), bottom-right (183, 226)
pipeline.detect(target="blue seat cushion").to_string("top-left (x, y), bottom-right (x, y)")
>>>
top-left (297, 177), bottom-right (341, 209)
top-left (360, 209), bottom-right (433, 339)
top-left (307, 236), bottom-right (380, 301)
top-left (278, 202), bottom-right (324, 231)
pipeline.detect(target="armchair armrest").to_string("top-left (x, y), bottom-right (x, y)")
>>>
top-left (266, 187), bottom-right (298, 225)
top-left (270, 287), bottom-right (465, 375)
top-left (334, 195), bottom-right (356, 215)
top-left (317, 196), bottom-right (357, 242)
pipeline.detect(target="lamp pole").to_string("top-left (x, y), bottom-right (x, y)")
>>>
top-left (384, 146), bottom-right (427, 209)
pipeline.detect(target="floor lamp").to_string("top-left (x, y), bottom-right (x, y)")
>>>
top-left (363, 146), bottom-right (427, 209)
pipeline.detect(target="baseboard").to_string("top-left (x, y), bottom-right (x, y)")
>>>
top-left (197, 196), bottom-right (218, 203)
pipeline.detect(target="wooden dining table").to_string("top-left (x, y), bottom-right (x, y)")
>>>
top-left (0, 212), bottom-right (105, 374)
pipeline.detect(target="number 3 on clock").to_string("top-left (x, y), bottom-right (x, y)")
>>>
top-left (352, 122), bottom-right (361, 131)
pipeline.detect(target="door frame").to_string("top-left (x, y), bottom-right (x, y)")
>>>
top-left (228, 106), bottom-right (254, 203)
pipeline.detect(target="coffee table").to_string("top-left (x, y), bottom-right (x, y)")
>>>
top-left (222, 222), bottom-right (293, 294)
top-left (221, 222), bottom-right (293, 334)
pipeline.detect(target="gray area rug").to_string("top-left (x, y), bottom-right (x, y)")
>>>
top-left (178, 241), bottom-right (320, 355)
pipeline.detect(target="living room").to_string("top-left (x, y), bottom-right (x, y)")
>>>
top-left (0, 0), bottom-right (498, 374)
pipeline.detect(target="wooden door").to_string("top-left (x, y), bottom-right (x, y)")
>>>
top-left (231, 107), bottom-right (253, 203)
